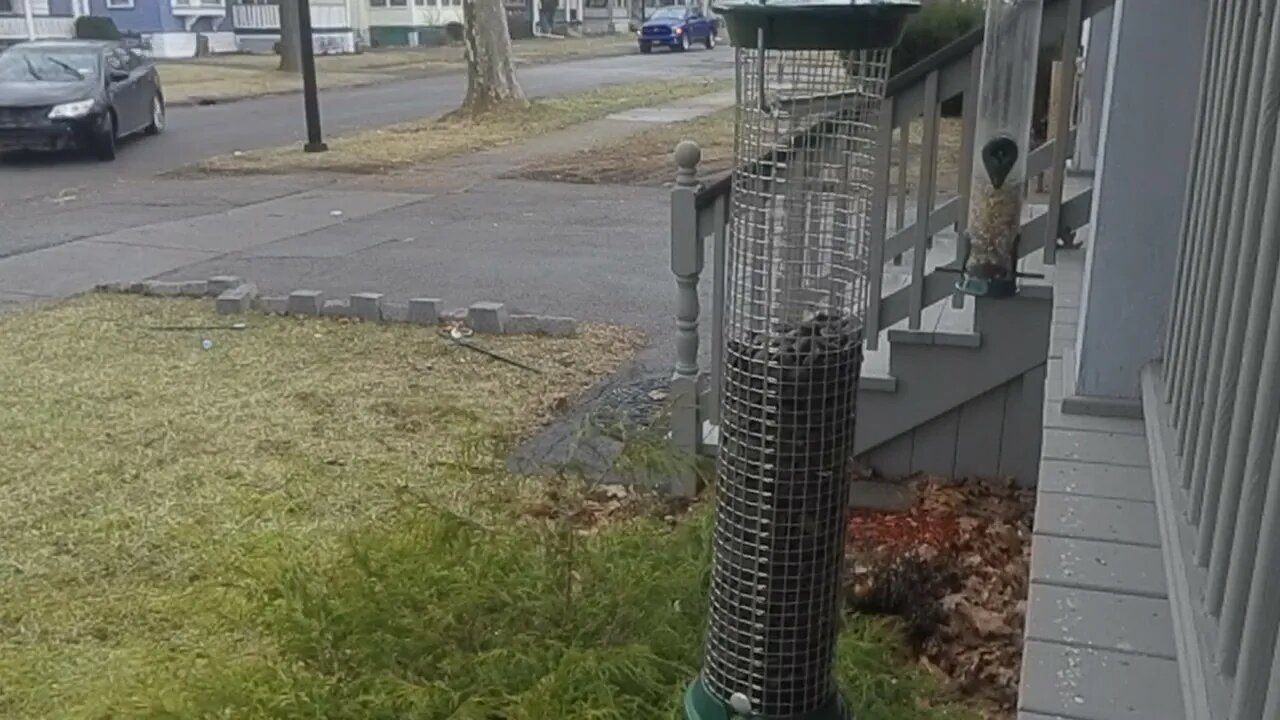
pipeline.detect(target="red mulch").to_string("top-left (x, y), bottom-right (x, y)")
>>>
top-left (845, 476), bottom-right (1035, 719)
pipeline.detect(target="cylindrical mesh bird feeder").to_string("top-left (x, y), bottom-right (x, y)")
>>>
top-left (685, 3), bottom-right (918, 720)
top-left (956, 0), bottom-right (1044, 297)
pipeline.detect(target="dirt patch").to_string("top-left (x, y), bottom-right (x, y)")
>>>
top-left (847, 476), bottom-right (1034, 719)
top-left (517, 108), bottom-right (736, 186)
top-left (188, 79), bottom-right (729, 176)
top-left (516, 110), bottom-right (966, 195)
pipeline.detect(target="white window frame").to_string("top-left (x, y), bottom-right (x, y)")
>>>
top-left (107, 0), bottom-right (136, 8)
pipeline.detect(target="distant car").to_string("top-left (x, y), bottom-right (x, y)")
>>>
top-left (638, 6), bottom-right (720, 53)
top-left (0, 39), bottom-right (164, 161)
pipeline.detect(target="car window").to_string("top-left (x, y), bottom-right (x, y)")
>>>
top-left (0, 47), bottom-right (98, 82)
top-left (105, 49), bottom-right (125, 73)
top-left (125, 48), bottom-right (146, 69)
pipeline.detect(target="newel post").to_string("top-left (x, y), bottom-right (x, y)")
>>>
top-left (670, 140), bottom-right (703, 497)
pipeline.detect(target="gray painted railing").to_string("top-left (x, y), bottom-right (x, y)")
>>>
top-left (1154, 0), bottom-right (1280, 717)
top-left (667, 0), bottom-right (1109, 490)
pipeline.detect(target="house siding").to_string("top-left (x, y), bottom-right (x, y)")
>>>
top-left (48, 0), bottom-right (73, 15)
top-left (90, 0), bottom-right (184, 32)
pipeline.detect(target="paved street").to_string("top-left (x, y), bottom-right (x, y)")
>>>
top-left (0, 52), bottom-right (736, 364)
top-left (0, 49), bottom-right (732, 207)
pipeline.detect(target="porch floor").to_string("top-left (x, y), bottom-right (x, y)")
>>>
top-left (1019, 243), bottom-right (1184, 720)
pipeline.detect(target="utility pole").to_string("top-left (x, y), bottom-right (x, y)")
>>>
top-left (297, 0), bottom-right (327, 153)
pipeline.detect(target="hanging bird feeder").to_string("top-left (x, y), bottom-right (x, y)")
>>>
top-left (954, 0), bottom-right (1044, 297)
top-left (685, 3), bottom-right (919, 720)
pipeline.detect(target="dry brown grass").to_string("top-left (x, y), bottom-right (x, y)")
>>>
top-left (519, 107), bottom-right (736, 186)
top-left (158, 35), bottom-right (636, 105)
top-left (190, 78), bottom-right (730, 175)
top-left (516, 109), bottom-right (965, 194)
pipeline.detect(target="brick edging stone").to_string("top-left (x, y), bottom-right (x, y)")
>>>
top-left (95, 276), bottom-right (578, 337)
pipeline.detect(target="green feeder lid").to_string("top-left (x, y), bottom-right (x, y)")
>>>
top-left (714, 1), bottom-right (920, 51)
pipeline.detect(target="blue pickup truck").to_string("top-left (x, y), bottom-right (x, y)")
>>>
top-left (637, 6), bottom-right (720, 53)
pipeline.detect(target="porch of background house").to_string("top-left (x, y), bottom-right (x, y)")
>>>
top-left (0, 0), bottom-right (74, 44)
top-left (231, 0), bottom-right (358, 54)
top-left (666, 0), bottom-right (1280, 717)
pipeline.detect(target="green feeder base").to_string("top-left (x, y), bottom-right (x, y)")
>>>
top-left (684, 676), bottom-right (851, 720)
top-left (955, 273), bottom-right (1019, 299)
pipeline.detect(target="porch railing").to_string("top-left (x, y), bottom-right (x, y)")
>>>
top-left (1152, 0), bottom-right (1280, 717)
top-left (0, 14), bottom-right (74, 40)
top-left (232, 3), bottom-right (350, 30)
top-left (668, 0), bottom-right (1111, 493)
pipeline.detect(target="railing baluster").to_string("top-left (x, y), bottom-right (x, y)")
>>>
top-left (952, 46), bottom-right (981, 310)
top-left (670, 141), bottom-right (704, 497)
top-left (1193, 0), bottom-right (1280, 556)
top-left (1172, 0), bottom-right (1236, 432)
top-left (1207, 73), bottom-right (1280, 640)
top-left (908, 71), bottom-right (940, 330)
top-left (1187, 0), bottom-right (1272, 525)
top-left (708, 194), bottom-right (728, 428)
top-left (1043, 0), bottom-right (1083, 265)
top-left (1174, 0), bottom-right (1245, 450)
top-left (1165, 0), bottom-right (1224, 402)
top-left (1230, 409), bottom-right (1280, 720)
top-left (866, 96), bottom-right (894, 352)
top-left (896, 119), bottom-right (910, 234)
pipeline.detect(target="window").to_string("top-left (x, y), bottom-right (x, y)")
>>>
top-left (105, 0), bottom-right (135, 8)
top-left (389, 0), bottom-right (407, 6)
top-left (0, 0), bottom-right (14, 12)
top-left (369, 0), bottom-right (387, 7)
top-left (586, 0), bottom-right (607, 8)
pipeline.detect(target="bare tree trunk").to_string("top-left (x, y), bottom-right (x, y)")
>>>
top-left (278, 0), bottom-right (303, 73)
top-left (459, 0), bottom-right (527, 115)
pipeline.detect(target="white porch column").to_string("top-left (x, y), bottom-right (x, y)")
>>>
top-left (1074, 0), bottom-right (1208, 401)
top-left (22, 0), bottom-right (37, 41)
top-left (1071, 7), bottom-right (1113, 175)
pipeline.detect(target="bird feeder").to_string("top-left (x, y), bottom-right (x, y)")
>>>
top-left (955, 0), bottom-right (1044, 297)
top-left (685, 3), bottom-right (918, 720)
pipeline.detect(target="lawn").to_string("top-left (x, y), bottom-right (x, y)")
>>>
top-left (191, 78), bottom-right (731, 175)
top-left (157, 35), bottom-right (636, 105)
top-left (517, 110), bottom-right (966, 194)
top-left (0, 294), bottom-right (975, 720)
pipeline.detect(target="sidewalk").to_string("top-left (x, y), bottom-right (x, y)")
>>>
top-left (0, 93), bottom-right (733, 369)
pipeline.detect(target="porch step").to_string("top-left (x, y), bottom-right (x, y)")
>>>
top-left (1019, 640), bottom-right (1184, 720)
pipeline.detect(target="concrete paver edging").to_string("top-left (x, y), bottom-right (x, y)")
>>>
top-left (96, 277), bottom-right (578, 337)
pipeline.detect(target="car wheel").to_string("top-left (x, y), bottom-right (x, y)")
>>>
top-left (639, 41), bottom-right (652, 54)
top-left (145, 94), bottom-right (165, 136)
top-left (677, 33), bottom-right (690, 52)
top-left (704, 32), bottom-right (716, 50)
top-left (94, 112), bottom-right (117, 162)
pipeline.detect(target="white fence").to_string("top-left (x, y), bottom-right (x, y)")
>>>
top-left (232, 3), bottom-right (350, 31)
top-left (0, 15), bottom-right (74, 40)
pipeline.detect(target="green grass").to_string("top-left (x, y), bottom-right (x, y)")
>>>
top-left (0, 295), bottom-right (972, 720)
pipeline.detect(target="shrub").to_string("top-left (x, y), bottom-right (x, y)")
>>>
top-left (891, 0), bottom-right (984, 76)
top-left (74, 15), bottom-right (122, 41)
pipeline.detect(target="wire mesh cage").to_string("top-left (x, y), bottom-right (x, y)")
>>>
top-left (687, 3), bottom-right (918, 719)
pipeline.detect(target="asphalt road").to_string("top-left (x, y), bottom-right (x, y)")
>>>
top-left (0, 48), bottom-right (733, 207)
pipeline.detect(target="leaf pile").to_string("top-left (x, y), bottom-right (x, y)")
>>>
top-left (846, 477), bottom-right (1034, 718)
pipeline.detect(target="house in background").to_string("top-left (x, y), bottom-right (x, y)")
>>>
top-left (364, 0), bottom-right (462, 48)
top-left (231, 0), bottom-right (359, 55)
top-left (85, 0), bottom-right (236, 57)
top-left (0, 0), bottom-right (76, 46)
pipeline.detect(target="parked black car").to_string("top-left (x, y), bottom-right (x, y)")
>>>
top-left (0, 39), bottom-right (164, 161)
